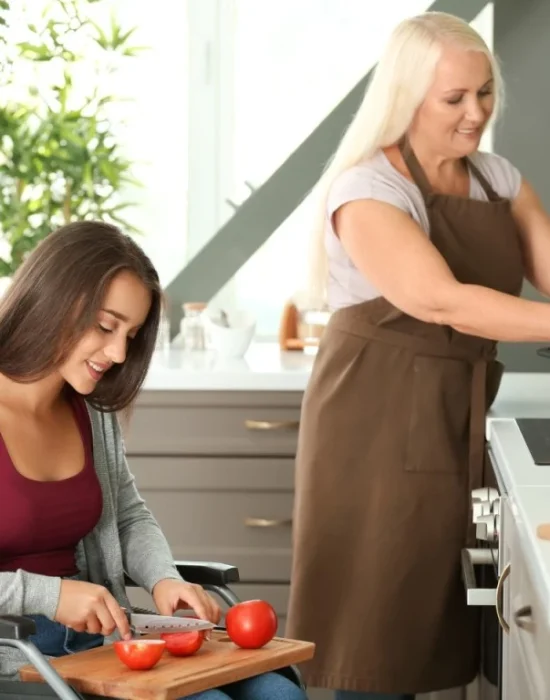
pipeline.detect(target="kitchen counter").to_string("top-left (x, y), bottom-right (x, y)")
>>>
top-left (144, 343), bottom-right (315, 391)
top-left (146, 344), bottom-right (550, 395)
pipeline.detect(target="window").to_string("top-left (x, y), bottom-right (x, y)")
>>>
top-left (209, 1), bottom-right (495, 337)
top-left (109, 0), bottom-right (189, 286)
top-left (2, 0), bottom-right (193, 288)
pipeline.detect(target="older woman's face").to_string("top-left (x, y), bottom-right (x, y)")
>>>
top-left (411, 44), bottom-right (494, 157)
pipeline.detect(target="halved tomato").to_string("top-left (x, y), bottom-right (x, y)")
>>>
top-left (113, 639), bottom-right (166, 670)
top-left (160, 630), bottom-right (205, 657)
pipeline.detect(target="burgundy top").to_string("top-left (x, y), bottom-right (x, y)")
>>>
top-left (0, 396), bottom-right (103, 576)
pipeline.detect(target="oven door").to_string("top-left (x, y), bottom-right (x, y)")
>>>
top-left (461, 547), bottom-right (501, 699)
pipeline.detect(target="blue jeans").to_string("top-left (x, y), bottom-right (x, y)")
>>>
top-left (186, 673), bottom-right (305, 699)
top-left (335, 693), bottom-right (414, 700)
top-left (27, 615), bottom-right (306, 700)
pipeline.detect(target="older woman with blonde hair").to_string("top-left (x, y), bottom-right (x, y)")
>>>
top-left (286, 10), bottom-right (550, 700)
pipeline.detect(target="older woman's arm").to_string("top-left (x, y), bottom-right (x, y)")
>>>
top-left (512, 179), bottom-right (550, 297)
top-left (335, 198), bottom-right (550, 342)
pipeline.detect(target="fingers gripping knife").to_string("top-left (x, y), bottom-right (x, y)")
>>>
top-left (124, 610), bottom-right (215, 637)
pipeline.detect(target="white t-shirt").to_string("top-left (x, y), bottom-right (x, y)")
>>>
top-left (325, 149), bottom-right (522, 310)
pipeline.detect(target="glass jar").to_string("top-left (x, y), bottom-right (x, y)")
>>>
top-left (154, 309), bottom-right (171, 360)
top-left (180, 302), bottom-right (207, 351)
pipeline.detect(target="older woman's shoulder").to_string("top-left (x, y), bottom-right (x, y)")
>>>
top-left (334, 151), bottom-right (404, 185)
top-left (327, 151), bottom-right (418, 215)
top-left (469, 150), bottom-right (522, 199)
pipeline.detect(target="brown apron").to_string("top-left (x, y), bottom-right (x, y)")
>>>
top-left (285, 139), bottom-right (525, 694)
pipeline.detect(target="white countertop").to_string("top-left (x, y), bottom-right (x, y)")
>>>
top-left (144, 343), bottom-right (315, 391)
top-left (146, 345), bottom-right (550, 395)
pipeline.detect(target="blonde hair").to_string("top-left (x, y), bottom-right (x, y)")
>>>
top-left (307, 11), bottom-right (503, 303)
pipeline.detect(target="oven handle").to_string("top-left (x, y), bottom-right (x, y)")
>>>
top-left (461, 548), bottom-right (497, 606)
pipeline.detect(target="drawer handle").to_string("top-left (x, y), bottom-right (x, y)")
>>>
top-left (514, 604), bottom-right (535, 632)
top-left (245, 420), bottom-right (299, 431)
top-left (244, 517), bottom-right (292, 528)
top-left (496, 562), bottom-right (511, 634)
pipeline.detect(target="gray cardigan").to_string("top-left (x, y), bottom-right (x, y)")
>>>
top-left (0, 404), bottom-right (183, 677)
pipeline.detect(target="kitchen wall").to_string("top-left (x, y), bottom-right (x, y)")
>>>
top-left (494, 0), bottom-right (550, 371)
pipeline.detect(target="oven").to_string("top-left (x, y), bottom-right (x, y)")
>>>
top-left (461, 416), bottom-right (550, 700)
top-left (461, 477), bottom-right (505, 700)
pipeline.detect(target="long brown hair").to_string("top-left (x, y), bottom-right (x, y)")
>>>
top-left (0, 221), bottom-right (162, 412)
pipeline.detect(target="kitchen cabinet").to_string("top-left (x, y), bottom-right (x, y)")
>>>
top-left (500, 497), bottom-right (550, 699)
top-left (123, 390), bottom-right (300, 581)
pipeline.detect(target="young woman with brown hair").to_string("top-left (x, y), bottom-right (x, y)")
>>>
top-left (0, 221), bottom-right (306, 700)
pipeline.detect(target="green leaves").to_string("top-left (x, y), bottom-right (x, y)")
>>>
top-left (0, 0), bottom-right (144, 275)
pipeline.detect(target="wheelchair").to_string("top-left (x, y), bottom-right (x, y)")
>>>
top-left (0, 561), bottom-right (304, 700)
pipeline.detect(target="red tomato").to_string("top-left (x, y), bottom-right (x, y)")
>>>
top-left (113, 639), bottom-right (165, 670)
top-left (160, 630), bottom-right (205, 657)
top-left (225, 600), bottom-right (278, 649)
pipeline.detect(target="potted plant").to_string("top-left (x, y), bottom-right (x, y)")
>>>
top-left (0, 0), bottom-right (143, 279)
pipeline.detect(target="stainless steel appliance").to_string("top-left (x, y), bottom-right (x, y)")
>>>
top-left (462, 479), bottom-right (504, 700)
top-left (461, 418), bottom-right (550, 699)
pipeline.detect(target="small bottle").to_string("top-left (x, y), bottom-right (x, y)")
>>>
top-left (181, 302), bottom-right (207, 351)
top-left (154, 309), bottom-right (171, 359)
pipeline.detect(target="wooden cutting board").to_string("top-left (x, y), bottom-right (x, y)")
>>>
top-left (19, 631), bottom-right (315, 700)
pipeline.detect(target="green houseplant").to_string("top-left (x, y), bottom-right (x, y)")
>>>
top-left (0, 0), bottom-right (144, 277)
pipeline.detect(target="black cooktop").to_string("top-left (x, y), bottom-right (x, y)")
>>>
top-left (516, 418), bottom-right (550, 465)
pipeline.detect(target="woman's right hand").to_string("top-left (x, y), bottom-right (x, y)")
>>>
top-left (54, 579), bottom-right (132, 639)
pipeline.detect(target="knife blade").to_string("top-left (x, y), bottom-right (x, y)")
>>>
top-left (128, 613), bottom-right (216, 636)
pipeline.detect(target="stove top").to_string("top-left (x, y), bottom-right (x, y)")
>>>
top-left (516, 418), bottom-right (550, 465)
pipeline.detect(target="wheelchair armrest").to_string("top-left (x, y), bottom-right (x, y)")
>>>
top-left (124, 561), bottom-right (240, 588)
top-left (0, 615), bottom-right (36, 640)
top-left (174, 561), bottom-right (240, 586)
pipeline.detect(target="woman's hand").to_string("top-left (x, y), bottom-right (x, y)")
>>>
top-left (55, 579), bottom-right (132, 639)
top-left (152, 578), bottom-right (222, 624)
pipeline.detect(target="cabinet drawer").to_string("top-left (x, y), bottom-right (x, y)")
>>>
top-left (124, 404), bottom-right (300, 456)
top-left (129, 456), bottom-right (295, 491)
top-left (142, 490), bottom-right (293, 581)
top-left (510, 530), bottom-right (550, 698)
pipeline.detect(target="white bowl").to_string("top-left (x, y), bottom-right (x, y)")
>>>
top-left (204, 311), bottom-right (256, 358)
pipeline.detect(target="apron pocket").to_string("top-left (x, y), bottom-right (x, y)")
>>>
top-left (405, 355), bottom-right (471, 474)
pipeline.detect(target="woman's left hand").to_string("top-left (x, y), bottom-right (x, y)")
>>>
top-left (152, 578), bottom-right (222, 624)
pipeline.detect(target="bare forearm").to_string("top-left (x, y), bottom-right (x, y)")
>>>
top-left (436, 283), bottom-right (550, 342)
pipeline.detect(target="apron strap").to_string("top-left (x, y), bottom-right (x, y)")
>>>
top-left (466, 159), bottom-right (501, 202)
top-left (398, 136), bottom-right (433, 198)
top-left (398, 136), bottom-right (501, 204)
top-left (468, 359), bottom-right (488, 541)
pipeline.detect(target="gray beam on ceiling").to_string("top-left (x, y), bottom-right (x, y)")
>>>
top-left (165, 0), bottom-right (489, 334)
